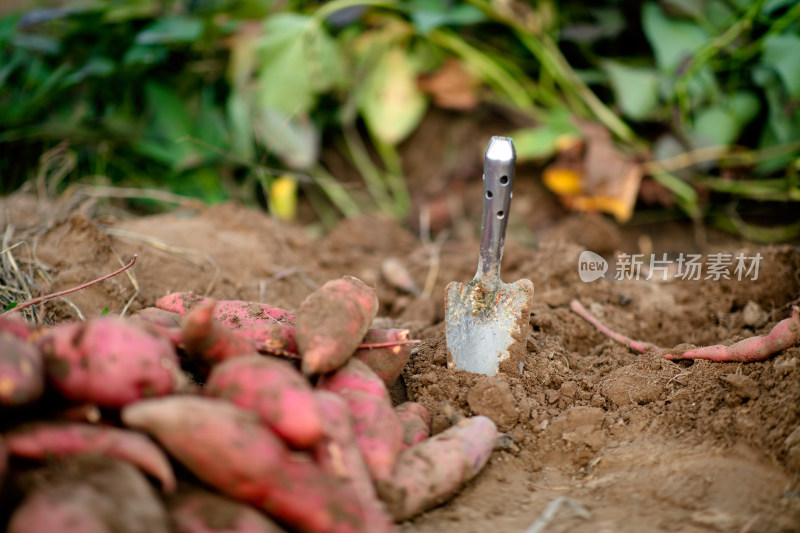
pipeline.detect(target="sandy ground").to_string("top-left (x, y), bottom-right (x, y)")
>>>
top-left (2, 191), bottom-right (799, 532)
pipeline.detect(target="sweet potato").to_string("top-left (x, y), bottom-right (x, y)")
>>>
top-left (182, 301), bottom-right (258, 365)
top-left (38, 317), bottom-right (183, 407)
top-left (233, 323), bottom-right (299, 355)
top-left (353, 329), bottom-right (413, 386)
top-left (122, 396), bottom-right (368, 533)
top-left (206, 355), bottom-right (323, 448)
top-left (313, 391), bottom-right (397, 533)
top-left (377, 416), bottom-right (498, 521)
top-left (662, 306), bottom-right (800, 362)
top-left (317, 358), bottom-right (403, 482)
top-left (394, 402), bottom-right (431, 449)
top-left (0, 314), bottom-right (31, 340)
top-left (296, 276), bottom-right (378, 375)
top-left (8, 455), bottom-right (170, 533)
top-left (343, 389), bottom-right (403, 483)
top-left (168, 486), bottom-right (288, 533)
top-left (0, 435), bottom-right (7, 482)
top-left (131, 307), bottom-right (182, 329)
top-left (5, 422), bottom-right (176, 491)
top-left (157, 292), bottom-right (295, 326)
top-left (317, 358), bottom-right (390, 399)
top-left (0, 331), bottom-right (44, 406)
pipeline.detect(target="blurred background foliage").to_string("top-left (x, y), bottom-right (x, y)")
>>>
top-left (1, 0), bottom-right (799, 239)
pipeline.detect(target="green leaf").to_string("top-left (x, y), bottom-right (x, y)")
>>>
top-left (100, 306), bottom-right (109, 316)
top-left (360, 46), bottom-right (427, 145)
top-left (4, 302), bottom-right (18, 312)
top-left (642, 2), bottom-right (710, 73)
top-left (407, 0), bottom-right (486, 34)
top-left (136, 17), bottom-right (204, 45)
top-left (252, 108), bottom-right (319, 170)
top-left (62, 57), bottom-right (114, 86)
top-left (761, 33), bottom-right (800, 99)
top-left (103, 0), bottom-right (161, 22)
top-left (255, 14), bottom-right (342, 116)
top-left (226, 91), bottom-right (255, 161)
top-left (689, 93), bottom-right (759, 148)
top-left (135, 83), bottom-right (198, 170)
top-left (603, 61), bottom-right (661, 121)
top-left (691, 106), bottom-right (738, 147)
top-left (171, 167), bottom-right (229, 204)
top-left (728, 91), bottom-right (760, 126)
top-left (12, 33), bottom-right (61, 54)
top-left (123, 44), bottom-right (168, 66)
top-left (510, 108), bottom-right (582, 161)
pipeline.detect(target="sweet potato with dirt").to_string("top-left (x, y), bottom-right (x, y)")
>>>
top-left (38, 317), bottom-right (183, 407)
top-left (377, 415), bottom-right (498, 521)
top-left (662, 306), bottom-right (800, 362)
top-left (296, 276), bottom-right (378, 375)
top-left (122, 396), bottom-right (368, 533)
top-left (206, 355), bottom-right (323, 448)
top-left (313, 391), bottom-right (397, 533)
top-left (317, 357), bottom-right (390, 399)
top-left (233, 323), bottom-right (299, 355)
top-left (168, 486), bottom-right (288, 533)
top-left (0, 331), bottom-right (44, 406)
top-left (394, 402), bottom-right (431, 449)
top-left (157, 293), bottom-right (295, 326)
top-left (353, 329), bottom-right (413, 386)
top-left (317, 358), bottom-right (403, 482)
top-left (5, 422), bottom-right (176, 491)
top-left (132, 307), bottom-right (182, 329)
top-left (8, 455), bottom-right (170, 533)
top-left (182, 301), bottom-right (258, 365)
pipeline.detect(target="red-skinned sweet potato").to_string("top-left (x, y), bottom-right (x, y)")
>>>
top-left (156, 293), bottom-right (294, 326)
top-left (377, 416), bottom-right (498, 521)
top-left (131, 307), bottom-right (182, 329)
top-left (233, 323), bottom-right (299, 355)
top-left (0, 331), bottom-right (44, 406)
top-left (5, 422), bottom-right (176, 491)
top-left (296, 276), bottom-right (378, 376)
top-left (181, 301), bottom-right (258, 365)
top-left (353, 329), bottom-right (413, 386)
top-left (0, 435), bottom-right (7, 483)
top-left (38, 317), bottom-right (183, 407)
top-left (206, 355), bottom-right (323, 448)
top-left (0, 314), bottom-right (31, 340)
top-left (394, 402), bottom-right (431, 449)
top-left (317, 358), bottom-right (403, 482)
top-left (168, 486), bottom-right (288, 533)
top-left (317, 358), bottom-right (389, 399)
top-left (313, 391), bottom-right (397, 533)
top-left (122, 396), bottom-right (367, 533)
top-left (8, 455), bottom-right (170, 533)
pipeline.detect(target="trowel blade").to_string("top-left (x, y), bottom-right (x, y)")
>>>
top-left (445, 278), bottom-right (533, 376)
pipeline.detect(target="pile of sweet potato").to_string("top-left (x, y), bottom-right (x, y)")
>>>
top-left (0, 276), bottom-right (499, 533)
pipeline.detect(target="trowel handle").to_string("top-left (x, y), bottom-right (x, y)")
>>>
top-left (475, 136), bottom-right (516, 287)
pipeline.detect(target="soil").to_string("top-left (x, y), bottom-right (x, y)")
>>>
top-left (2, 187), bottom-right (800, 533)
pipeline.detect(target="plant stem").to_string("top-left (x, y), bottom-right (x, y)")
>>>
top-left (2, 255), bottom-right (138, 317)
top-left (427, 28), bottom-right (537, 112)
top-left (372, 135), bottom-right (410, 218)
top-left (308, 164), bottom-right (360, 218)
top-left (342, 126), bottom-right (395, 215)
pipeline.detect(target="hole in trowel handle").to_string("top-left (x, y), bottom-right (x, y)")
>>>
top-left (499, 175), bottom-right (509, 185)
top-left (485, 190), bottom-right (493, 199)
top-left (496, 210), bottom-right (505, 219)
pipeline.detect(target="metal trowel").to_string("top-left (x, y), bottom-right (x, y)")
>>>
top-left (445, 136), bottom-right (534, 376)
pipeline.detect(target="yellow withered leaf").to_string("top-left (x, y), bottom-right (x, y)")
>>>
top-left (269, 175), bottom-right (298, 220)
